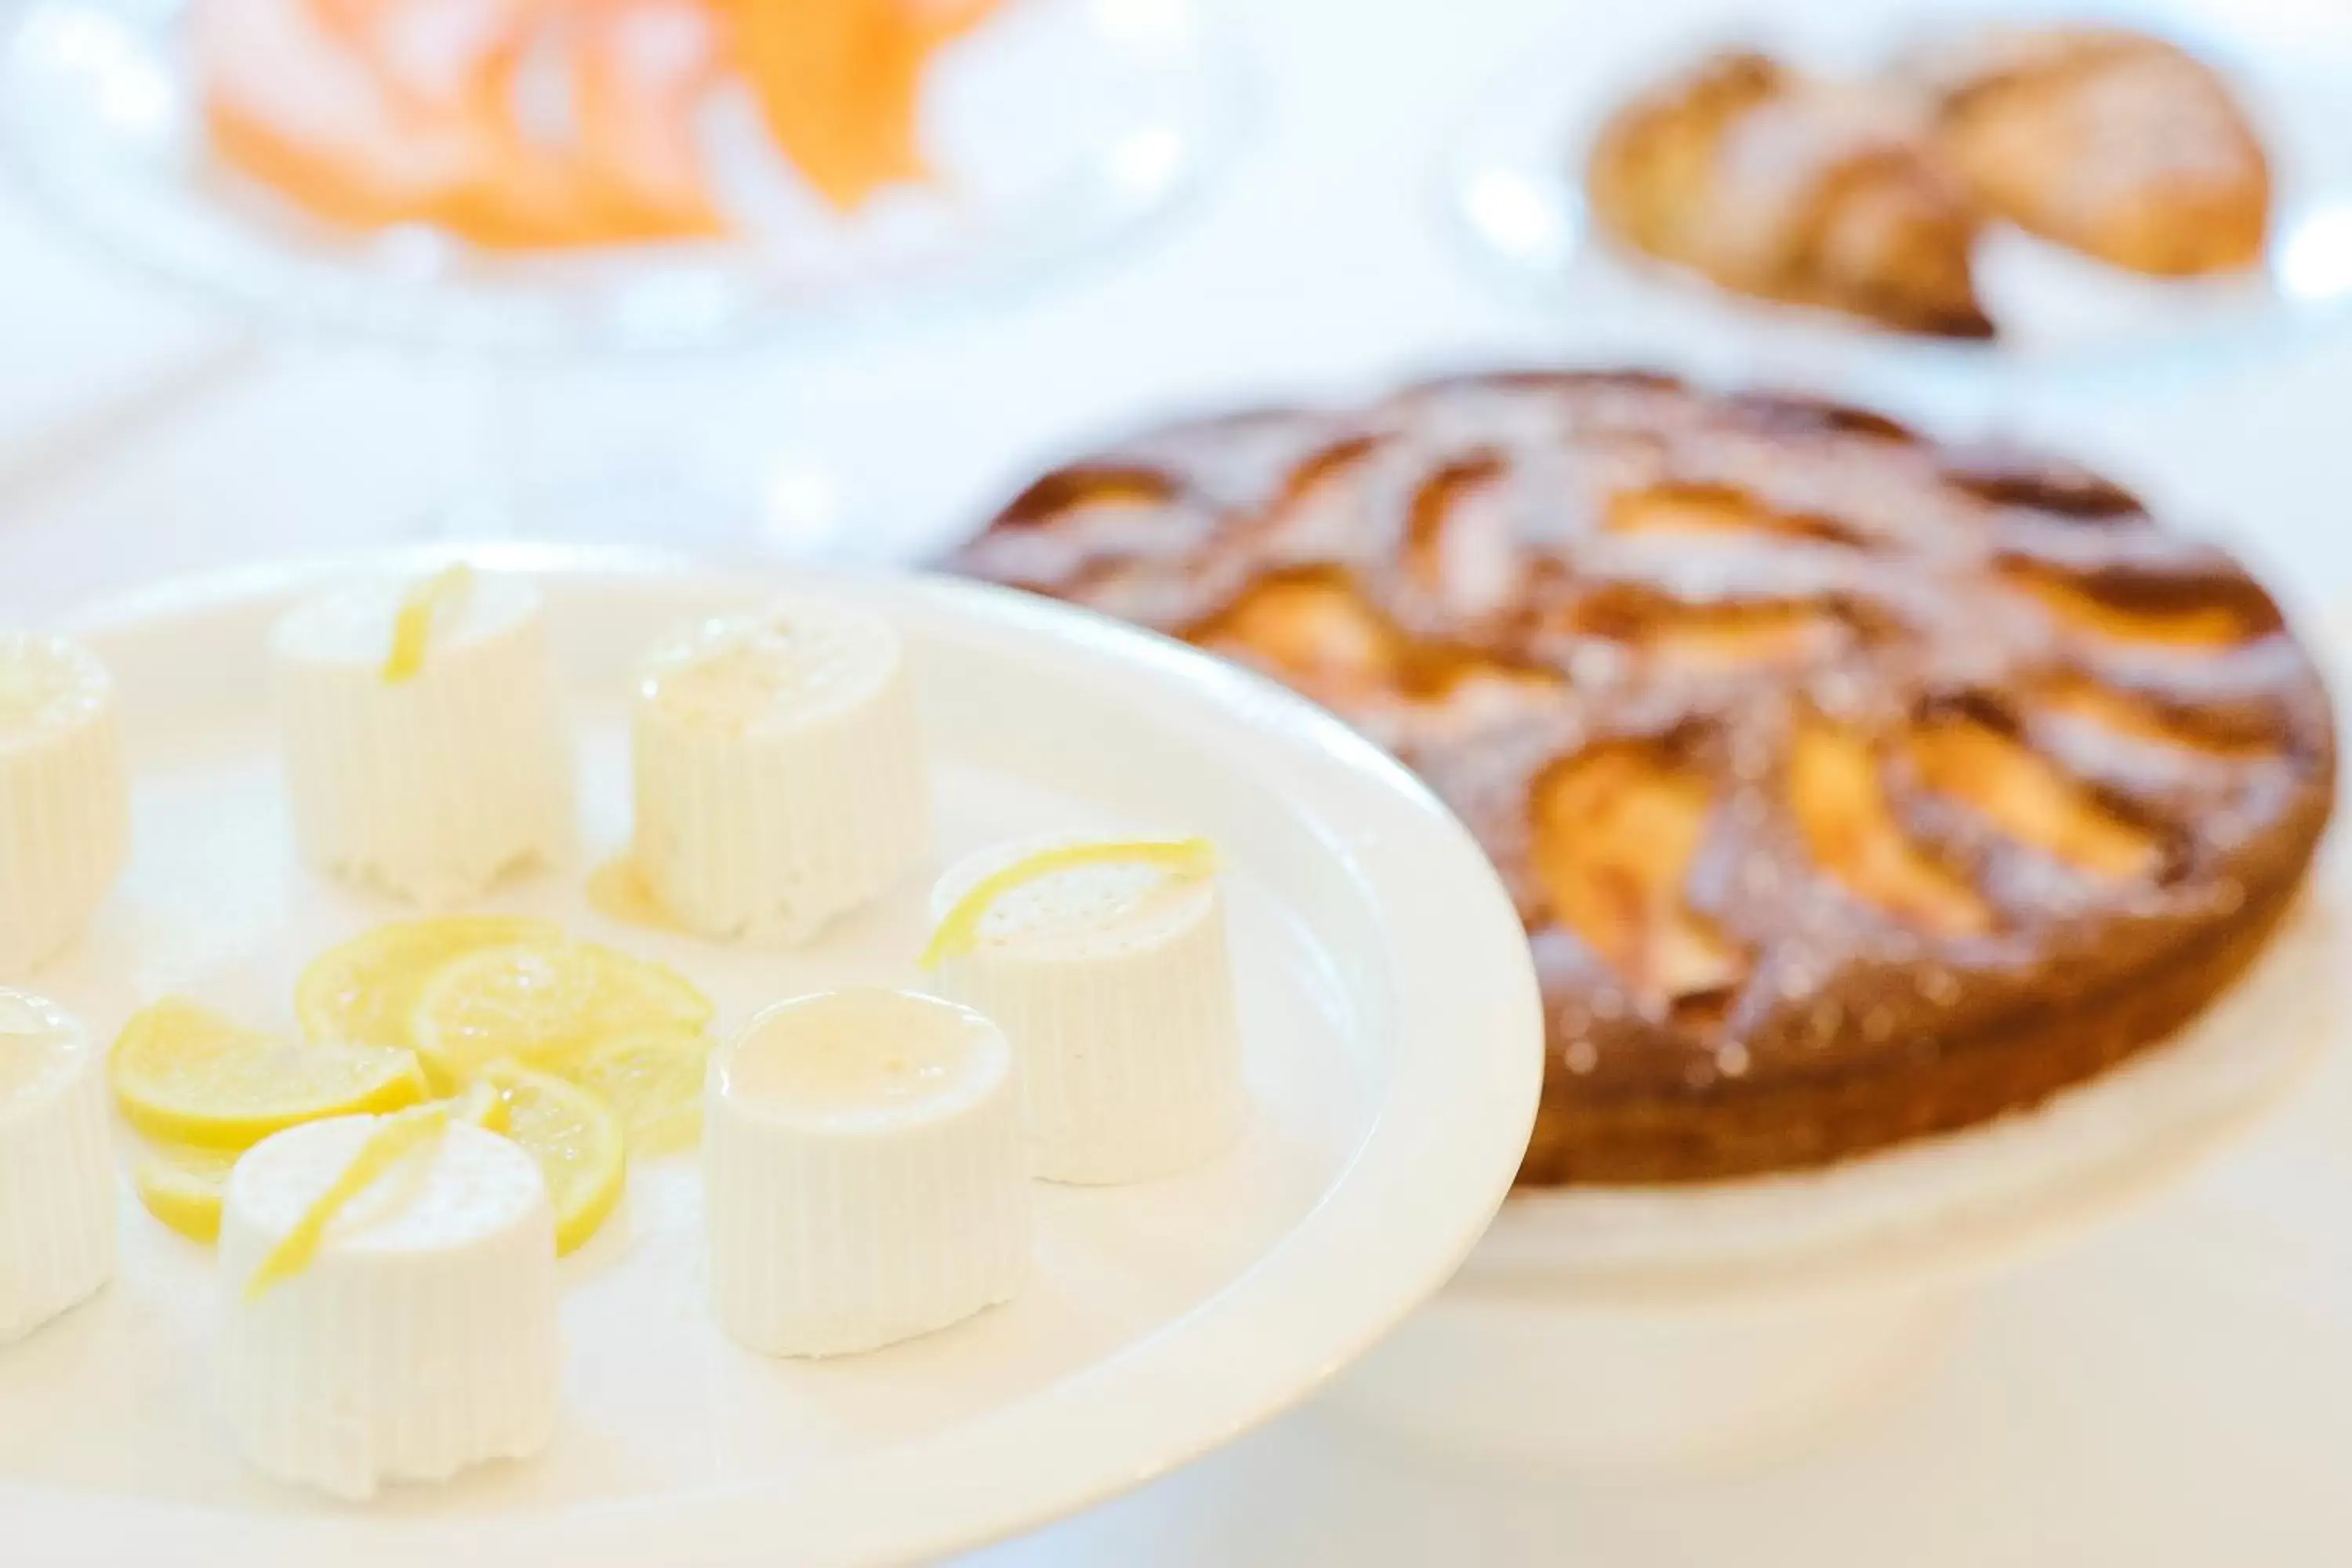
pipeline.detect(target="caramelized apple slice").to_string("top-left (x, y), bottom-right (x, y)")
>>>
top-left (1392, 655), bottom-right (1564, 742)
top-left (2034, 676), bottom-right (2264, 759)
top-left (1534, 745), bottom-right (1747, 1003)
top-left (1578, 590), bottom-right (1847, 669)
top-left (1406, 461), bottom-right (1520, 616)
top-left (1908, 715), bottom-right (2161, 879)
top-left (1651, 603), bottom-right (1846, 667)
top-left (1246, 437), bottom-right (1381, 557)
top-left (1000, 467), bottom-right (1174, 528)
top-left (1197, 572), bottom-right (1401, 691)
top-left (1606, 484), bottom-right (1859, 547)
top-left (1790, 719), bottom-right (1995, 935)
top-left (2007, 568), bottom-right (2259, 648)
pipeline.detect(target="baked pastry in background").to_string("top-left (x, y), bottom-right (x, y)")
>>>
top-left (1902, 25), bottom-right (2271, 277)
top-left (955, 370), bottom-right (2336, 1185)
top-left (1587, 52), bottom-right (1993, 338)
top-left (1584, 25), bottom-right (2273, 334)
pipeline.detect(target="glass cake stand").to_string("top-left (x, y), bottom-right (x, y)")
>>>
top-left (0, 0), bottom-right (1247, 555)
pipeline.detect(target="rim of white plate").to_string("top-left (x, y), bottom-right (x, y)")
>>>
top-left (8, 546), bottom-right (1545, 1568)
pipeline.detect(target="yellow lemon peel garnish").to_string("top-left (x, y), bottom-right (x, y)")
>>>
top-left (383, 564), bottom-right (475, 684)
top-left (572, 1029), bottom-right (710, 1156)
top-left (447, 1077), bottom-right (510, 1134)
top-left (296, 915), bottom-right (564, 1053)
top-left (132, 1143), bottom-right (241, 1244)
top-left (110, 998), bottom-right (427, 1150)
top-left (245, 1105), bottom-right (450, 1300)
top-left (480, 1062), bottom-right (629, 1255)
top-left (408, 939), bottom-right (713, 1089)
top-left (920, 837), bottom-right (1218, 967)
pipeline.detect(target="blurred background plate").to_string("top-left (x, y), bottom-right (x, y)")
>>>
top-left (0, 0), bottom-right (1246, 354)
top-left (1442, 0), bottom-right (2352, 411)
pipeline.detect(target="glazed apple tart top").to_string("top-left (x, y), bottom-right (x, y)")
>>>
top-left (954, 370), bottom-right (2335, 1184)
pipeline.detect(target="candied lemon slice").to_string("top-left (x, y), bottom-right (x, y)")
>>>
top-left (111, 998), bottom-right (427, 1149)
top-left (132, 1142), bottom-right (241, 1243)
top-left (382, 564), bottom-right (474, 683)
top-left (572, 1029), bottom-right (710, 1156)
top-left (482, 1063), bottom-right (627, 1255)
top-left (296, 916), bottom-right (566, 1053)
top-left (920, 837), bottom-right (1218, 967)
top-left (133, 1073), bottom-right (506, 1250)
top-left (447, 1077), bottom-right (510, 1134)
top-left (245, 1106), bottom-right (451, 1299)
top-left (410, 941), bottom-right (713, 1087)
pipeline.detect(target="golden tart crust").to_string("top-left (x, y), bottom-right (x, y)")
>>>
top-left (954, 371), bottom-right (2336, 1185)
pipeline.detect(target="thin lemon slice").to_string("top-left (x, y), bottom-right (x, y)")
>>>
top-left (132, 1143), bottom-right (241, 1243)
top-left (483, 1062), bottom-right (627, 1255)
top-left (296, 915), bottom-right (565, 1051)
top-left (383, 563), bottom-right (474, 683)
top-left (572, 1029), bottom-right (710, 1156)
top-left (410, 940), bottom-right (713, 1087)
top-left (245, 1106), bottom-right (450, 1299)
top-left (448, 1077), bottom-right (510, 1134)
top-left (111, 998), bottom-right (428, 1149)
top-left (920, 837), bottom-right (1218, 967)
top-left (132, 1078), bottom-right (503, 1250)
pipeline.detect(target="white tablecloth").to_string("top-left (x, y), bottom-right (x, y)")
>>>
top-left (5, 0), bottom-right (2352, 1559)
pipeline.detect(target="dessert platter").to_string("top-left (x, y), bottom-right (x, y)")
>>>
top-left (956, 365), bottom-right (2342, 1463)
top-left (0, 549), bottom-right (1544, 1563)
top-left (1443, 0), bottom-right (2352, 388)
top-left (0, 0), bottom-right (1242, 350)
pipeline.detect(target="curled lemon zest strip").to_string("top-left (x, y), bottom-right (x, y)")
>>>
top-left (383, 564), bottom-right (475, 684)
top-left (245, 1105), bottom-right (449, 1300)
top-left (920, 837), bottom-right (1217, 968)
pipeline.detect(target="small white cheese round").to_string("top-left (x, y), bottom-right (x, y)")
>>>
top-left (705, 989), bottom-right (1030, 1357)
top-left (631, 601), bottom-right (931, 946)
top-left (272, 571), bottom-right (575, 906)
top-left (0, 991), bottom-right (115, 1344)
top-left (219, 1117), bottom-right (561, 1501)
top-left (0, 633), bottom-right (129, 978)
top-left (929, 839), bottom-right (1247, 1185)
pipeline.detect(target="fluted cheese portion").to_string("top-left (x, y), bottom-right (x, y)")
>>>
top-left (929, 839), bottom-right (1247, 1185)
top-left (632, 601), bottom-right (930, 946)
top-left (705, 989), bottom-right (1029, 1358)
top-left (219, 1117), bottom-right (560, 1500)
top-left (0, 633), bottom-right (129, 978)
top-left (0, 991), bottom-right (115, 1343)
top-left (273, 571), bottom-right (575, 906)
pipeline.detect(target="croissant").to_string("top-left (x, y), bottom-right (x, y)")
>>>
top-left (1901, 26), bottom-right (2269, 276)
top-left (1587, 52), bottom-right (1992, 338)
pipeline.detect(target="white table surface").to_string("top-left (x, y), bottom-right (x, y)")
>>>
top-left (6, 0), bottom-right (2352, 1560)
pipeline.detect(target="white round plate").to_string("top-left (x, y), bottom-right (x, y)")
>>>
top-left (0, 549), bottom-right (1543, 1567)
top-left (0, 0), bottom-right (1244, 353)
top-left (1443, 0), bottom-right (2352, 401)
